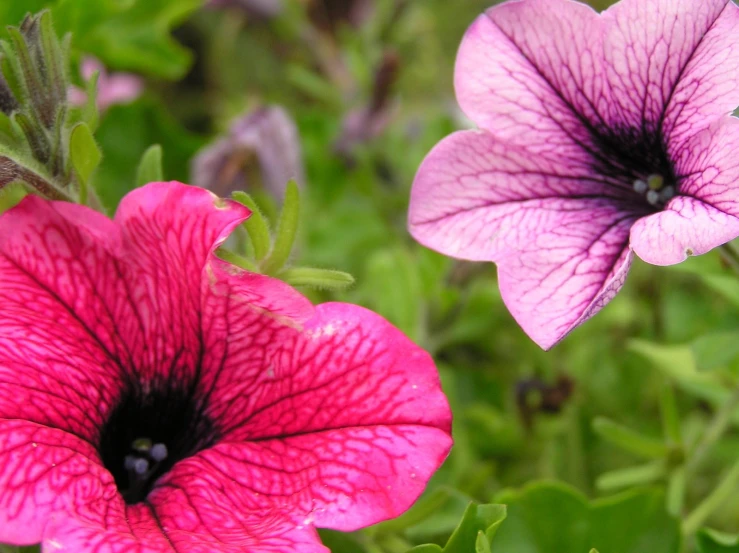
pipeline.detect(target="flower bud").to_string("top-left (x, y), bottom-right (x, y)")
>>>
top-left (192, 106), bottom-right (305, 199)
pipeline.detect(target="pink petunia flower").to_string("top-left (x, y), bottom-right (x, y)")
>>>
top-left (0, 182), bottom-right (452, 552)
top-left (408, 0), bottom-right (739, 350)
top-left (68, 57), bottom-right (143, 112)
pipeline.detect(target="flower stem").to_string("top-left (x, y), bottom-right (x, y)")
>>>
top-left (719, 244), bottom-right (739, 276)
top-left (683, 457), bottom-right (739, 537)
top-left (685, 384), bottom-right (739, 475)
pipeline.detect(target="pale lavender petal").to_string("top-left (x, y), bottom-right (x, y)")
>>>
top-left (602, 0), bottom-right (739, 150)
top-left (455, 0), bottom-right (605, 157)
top-left (409, 130), bottom-right (638, 349)
top-left (631, 197), bottom-right (739, 266)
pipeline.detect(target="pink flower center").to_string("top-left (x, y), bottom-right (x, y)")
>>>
top-left (98, 384), bottom-right (218, 504)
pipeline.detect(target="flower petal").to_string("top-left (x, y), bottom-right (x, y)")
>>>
top-left (46, 498), bottom-right (324, 553)
top-left (198, 258), bottom-right (314, 422)
top-left (455, 0), bottom-right (605, 157)
top-left (409, 130), bottom-right (637, 349)
top-left (0, 420), bottom-right (116, 546)
top-left (602, 0), bottom-right (739, 150)
top-left (0, 198), bottom-right (131, 438)
top-left (631, 117), bottom-right (739, 265)
top-left (631, 197), bottom-right (739, 266)
top-left (174, 302), bottom-right (451, 531)
top-left (146, 487), bottom-right (327, 553)
top-left (112, 182), bottom-right (251, 381)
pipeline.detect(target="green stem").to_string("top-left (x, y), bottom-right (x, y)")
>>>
top-left (683, 458), bottom-right (739, 537)
top-left (686, 384), bottom-right (739, 475)
top-left (719, 244), bottom-right (739, 276)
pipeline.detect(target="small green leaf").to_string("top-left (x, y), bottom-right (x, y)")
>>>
top-left (443, 503), bottom-right (507, 553)
top-left (475, 531), bottom-right (491, 553)
top-left (262, 180), bottom-right (299, 275)
top-left (406, 502), bottom-right (506, 553)
top-left (592, 417), bottom-right (668, 459)
top-left (134, 144), bottom-right (163, 187)
top-left (70, 122), bottom-right (101, 203)
top-left (232, 191), bottom-right (271, 262)
top-left (407, 545), bottom-right (443, 553)
top-left (278, 267), bottom-right (354, 291)
top-left (697, 529), bottom-right (739, 553)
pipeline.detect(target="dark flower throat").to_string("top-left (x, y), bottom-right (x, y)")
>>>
top-left (591, 124), bottom-right (679, 211)
top-left (98, 384), bottom-right (217, 505)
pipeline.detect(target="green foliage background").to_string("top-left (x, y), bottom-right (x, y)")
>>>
top-left (2, 0), bottom-right (739, 552)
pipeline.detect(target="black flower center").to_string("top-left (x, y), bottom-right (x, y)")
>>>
top-left (98, 384), bottom-right (217, 505)
top-left (590, 124), bottom-right (679, 211)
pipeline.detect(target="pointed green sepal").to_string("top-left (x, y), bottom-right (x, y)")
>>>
top-left (79, 70), bottom-right (100, 132)
top-left (69, 122), bottom-right (102, 203)
top-left (261, 180), bottom-right (300, 275)
top-left (231, 191), bottom-right (271, 262)
top-left (278, 267), bottom-right (355, 291)
top-left (135, 144), bottom-right (163, 187)
top-left (217, 248), bottom-right (258, 272)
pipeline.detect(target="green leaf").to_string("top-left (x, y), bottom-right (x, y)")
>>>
top-left (476, 531), bottom-right (492, 553)
top-left (134, 144), bottom-right (163, 187)
top-left (492, 482), bottom-right (681, 553)
top-left (444, 504), bottom-right (507, 553)
top-left (232, 191), bottom-right (271, 262)
top-left (407, 546), bottom-right (443, 553)
top-left (262, 180), bottom-right (300, 275)
top-left (94, 99), bottom-right (204, 211)
top-left (69, 121), bottom-right (101, 202)
top-left (697, 529), bottom-right (739, 553)
top-left (50, 0), bottom-right (200, 79)
top-left (629, 339), bottom-right (739, 424)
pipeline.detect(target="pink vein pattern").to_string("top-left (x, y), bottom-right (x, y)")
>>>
top-left (408, 0), bottom-right (739, 349)
top-left (0, 182), bottom-right (452, 552)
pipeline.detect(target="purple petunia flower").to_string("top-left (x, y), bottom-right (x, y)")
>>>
top-left (0, 182), bottom-right (452, 552)
top-left (408, 0), bottom-right (739, 349)
top-left (192, 106), bottom-right (305, 200)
